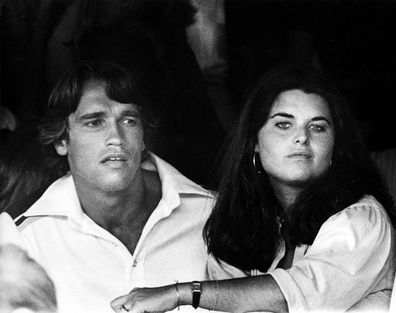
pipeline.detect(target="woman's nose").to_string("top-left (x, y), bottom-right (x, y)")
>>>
top-left (293, 128), bottom-right (309, 145)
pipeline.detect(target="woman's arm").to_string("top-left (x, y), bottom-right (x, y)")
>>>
top-left (111, 275), bottom-right (288, 313)
top-left (270, 198), bottom-right (395, 312)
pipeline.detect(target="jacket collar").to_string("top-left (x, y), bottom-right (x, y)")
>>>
top-left (22, 153), bottom-right (213, 221)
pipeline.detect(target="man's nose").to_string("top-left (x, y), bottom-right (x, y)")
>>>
top-left (106, 122), bottom-right (125, 146)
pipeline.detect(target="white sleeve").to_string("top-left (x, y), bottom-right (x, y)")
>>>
top-left (390, 279), bottom-right (396, 312)
top-left (270, 201), bottom-right (394, 313)
top-left (207, 253), bottom-right (250, 280)
top-left (0, 212), bottom-right (26, 249)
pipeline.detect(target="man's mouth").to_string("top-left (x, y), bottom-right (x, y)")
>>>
top-left (101, 154), bottom-right (129, 164)
top-left (104, 157), bottom-right (125, 162)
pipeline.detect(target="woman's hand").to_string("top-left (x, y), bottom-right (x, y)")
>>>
top-left (110, 285), bottom-right (178, 313)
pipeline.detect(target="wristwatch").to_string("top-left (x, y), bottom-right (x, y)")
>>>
top-left (191, 281), bottom-right (202, 309)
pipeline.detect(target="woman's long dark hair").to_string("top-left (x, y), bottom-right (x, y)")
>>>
top-left (204, 63), bottom-right (395, 273)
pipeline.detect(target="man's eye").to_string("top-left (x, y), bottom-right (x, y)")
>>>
top-left (85, 119), bottom-right (102, 127)
top-left (275, 122), bottom-right (291, 130)
top-left (122, 118), bottom-right (138, 127)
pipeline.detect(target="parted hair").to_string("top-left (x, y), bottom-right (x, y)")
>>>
top-left (39, 60), bottom-right (157, 177)
top-left (204, 63), bottom-right (395, 272)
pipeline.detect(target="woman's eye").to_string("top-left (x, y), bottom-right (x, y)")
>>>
top-left (275, 122), bottom-right (291, 130)
top-left (309, 124), bottom-right (325, 132)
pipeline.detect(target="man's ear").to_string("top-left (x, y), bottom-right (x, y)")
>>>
top-left (54, 139), bottom-right (68, 156)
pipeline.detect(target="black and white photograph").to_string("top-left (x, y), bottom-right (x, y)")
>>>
top-left (1, 1), bottom-right (396, 312)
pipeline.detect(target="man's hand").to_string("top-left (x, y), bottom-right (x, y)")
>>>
top-left (111, 285), bottom-right (178, 313)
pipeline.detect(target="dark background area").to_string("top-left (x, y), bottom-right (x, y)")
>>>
top-left (225, 0), bottom-right (396, 151)
top-left (1, 0), bottom-right (396, 186)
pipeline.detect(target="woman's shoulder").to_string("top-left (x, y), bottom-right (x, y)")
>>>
top-left (321, 195), bottom-right (392, 236)
top-left (327, 195), bottom-right (386, 218)
top-left (307, 195), bottom-right (394, 261)
top-left (350, 195), bottom-right (385, 210)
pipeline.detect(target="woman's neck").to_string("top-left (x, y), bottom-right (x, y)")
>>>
top-left (269, 179), bottom-right (304, 212)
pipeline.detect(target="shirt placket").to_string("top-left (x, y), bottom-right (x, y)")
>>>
top-left (77, 215), bottom-right (136, 290)
top-left (127, 199), bottom-right (174, 289)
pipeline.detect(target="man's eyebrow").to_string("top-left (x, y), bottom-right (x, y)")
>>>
top-left (78, 112), bottom-right (105, 120)
top-left (122, 110), bottom-right (141, 117)
top-left (78, 109), bottom-right (141, 120)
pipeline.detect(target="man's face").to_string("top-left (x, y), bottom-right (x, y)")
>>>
top-left (55, 82), bottom-right (145, 193)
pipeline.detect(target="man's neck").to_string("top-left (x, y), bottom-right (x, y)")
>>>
top-left (75, 169), bottom-right (162, 233)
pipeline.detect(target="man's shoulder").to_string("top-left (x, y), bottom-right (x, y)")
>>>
top-left (8, 175), bottom-right (79, 226)
top-left (148, 153), bottom-right (216, 198)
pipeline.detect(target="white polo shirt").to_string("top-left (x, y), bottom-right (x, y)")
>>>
top-left (0, 154), bottom-right (215, 313)
top-left (208, 196), bottom-right (395, 313)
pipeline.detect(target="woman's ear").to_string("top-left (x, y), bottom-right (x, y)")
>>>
top-left (54, 139), bottom-right (68, 156)
top-left (254, 144), bottom-right (259, 152)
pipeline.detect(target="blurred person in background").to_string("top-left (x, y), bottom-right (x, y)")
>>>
top-left (0, 244), bottom-right (57, 313)
top-left (0, 120), bottom-right (59, 217)
top-left (0, 105), bottom-right (18, 146)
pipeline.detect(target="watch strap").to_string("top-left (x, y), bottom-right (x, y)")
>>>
top-left (191, 281), bottom-right (202, 309)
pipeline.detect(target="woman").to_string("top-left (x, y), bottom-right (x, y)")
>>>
top-left (111, 64), bottom-right (395, 312)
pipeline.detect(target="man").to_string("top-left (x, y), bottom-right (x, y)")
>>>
top-left (0, 61), bottom-right (215, 313)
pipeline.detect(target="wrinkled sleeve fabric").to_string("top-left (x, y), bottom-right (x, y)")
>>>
top-left (207, 253), bottom-right (250, 280)
top-left (270, 201), bottom-right (394, 313)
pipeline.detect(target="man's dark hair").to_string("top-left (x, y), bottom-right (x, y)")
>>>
top-left (39, 60), bottom-right (157, 177)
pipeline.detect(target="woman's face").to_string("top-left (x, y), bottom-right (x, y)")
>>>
top-left (255, 89), bottom-right (335, 190)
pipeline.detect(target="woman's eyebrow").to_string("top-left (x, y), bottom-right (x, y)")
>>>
top-left (311, 116), bottom-right (332, 125)
top-left (269, 112), bottom-right (294, 119)
top-left (270, 113), bottom-right (331, 124)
